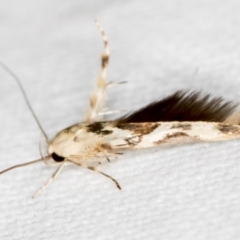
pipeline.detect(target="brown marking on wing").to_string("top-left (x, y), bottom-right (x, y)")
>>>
top-left (86, 122), bottom-right (104, 133)
top-left (154, 132), bottom-right (190, 145)
top-left (115, 122), bottom-right (160, 135)
top-left (217, 123), bottom-right (240, 134)
top-left (171, 123), bottom-right (192, 130)
top-left (100, 130), bottom-right (113, 135)
top-left (166, 132), bottom-right (189, 139)
top-left (86, 122), bottom-right (113, 135)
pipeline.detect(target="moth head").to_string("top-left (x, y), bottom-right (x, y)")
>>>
top-left (46, 141), bottom-right (66, 163)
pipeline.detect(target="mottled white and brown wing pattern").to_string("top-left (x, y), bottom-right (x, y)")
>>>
top-left (49, 121), bottom-right (240, 159)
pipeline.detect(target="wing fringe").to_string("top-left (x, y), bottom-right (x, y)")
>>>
top-left (117, 91), bottom-right (240, 124)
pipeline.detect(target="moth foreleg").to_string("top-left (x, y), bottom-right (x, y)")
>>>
top-left (32, 163), bottom-right (65, 198)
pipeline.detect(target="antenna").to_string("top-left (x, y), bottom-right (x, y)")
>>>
top-left (0, 158), bottom-right (47, 175)
top-left (0, 61), bottom-right (49, 142)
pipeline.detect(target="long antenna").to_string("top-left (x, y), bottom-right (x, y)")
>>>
top-left (0, 61), bottom-right (49, 142)
top-left (0, 158), bottom-right (46, 175)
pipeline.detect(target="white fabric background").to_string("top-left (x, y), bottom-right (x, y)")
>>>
top-left (0, 0), bottom-right (240, 239)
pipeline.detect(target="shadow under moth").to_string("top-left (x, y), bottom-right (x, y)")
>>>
top-left (1, 21), bottom-right (240, 198)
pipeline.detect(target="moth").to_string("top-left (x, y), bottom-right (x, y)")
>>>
top-left (1, 21), bottom-right (240, 198)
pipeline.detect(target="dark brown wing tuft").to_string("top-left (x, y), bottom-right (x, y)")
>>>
top-left (117, 91), bottom-right (239, 123)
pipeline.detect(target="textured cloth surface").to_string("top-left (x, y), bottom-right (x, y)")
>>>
top-left (0, 1), bottom-right (240, 240)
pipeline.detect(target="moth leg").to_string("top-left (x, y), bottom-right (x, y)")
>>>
top-left (95, 151), bottom-right (123, 164)
top-left (69, 161), bottom-right (121, 190)
top-left (96, 144), bottom-right (122, 163)
top-left (32, 163), bottom-right (65, 198)
top-left (85, 21), bottom-right (110, 122)
top-left (96, 147), bottom-right (111, 162)
top-left (88, 166), bottom-right (121, 190)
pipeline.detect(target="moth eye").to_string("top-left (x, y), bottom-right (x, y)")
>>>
top-left (51, 152), bottom-right (65, 162)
